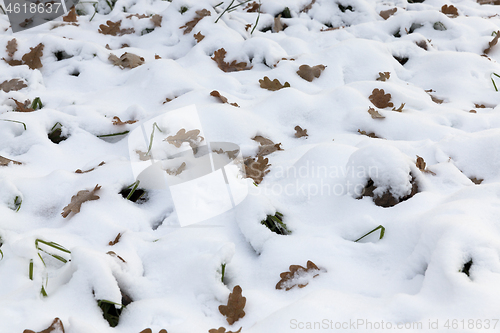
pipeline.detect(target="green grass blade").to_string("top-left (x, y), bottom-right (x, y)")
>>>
top-left (31, 97), bottom-right (43, 110)
top-left (0, 119), bottom-right (27, 130)
top-left (250, 2), bottom-right (261, 34)
top-left (29, 259), bottom-right (34, 280)
top-left (126, 181), bottom-right (140, 200)
top-left (146, 122), bottom-right (162, 155)
top-left (36, 239), bottom-right (71, 253)
top-left (221, 263), bottom-right (226, 283)
top-left (354, 225), bottom-right (385, 242)
top-left (97, 130), bottom-right (130, 138)
top-left (215, 0), bottom-right (236, 23)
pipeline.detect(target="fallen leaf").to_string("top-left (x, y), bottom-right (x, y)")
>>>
top-left (99, 20), bottom-right (135, 36)
top-left (219, 285), bottom-right (246, 325)
top-left (6, 38), bottom-right (17, 57)
top-left (166, 162), bottom-right (186, 176)
top-left (210, 90), bottom-right (239, 107)
top-left (112, 116), bottom-right (138, 125)
top-left (11, 98), bottom-right (34, 112)
top-left (358, 129), bottom-right (381, 139)
top-left (213, 148), bottom-right (239, 159)
top-left (379, 8), bottom-right (397, 20)
top-left (194, 32), bottom-right (205, 42)
top-left (369, 88), bottom-right (393, 108)
top-left (151, 14), bottom-right (162, 27)
top-left (23, 317), bottom-right (65, 333)
top-left (139, 329), bottom-right (152, 333)
top-left (244, 155), bottom-right (271, 184)
top-left (470, 177), bottom-right (483, 185)
top-left (0, 79), bottom-right (27, 92)
top-left (109, 52), bottom-right (145, 69)
top-left (441, 4), bottom-right (458, 17)
top-left (392, 103), bottom-right (405, 112)
top-left (301, 0), bottom-right (316, 13)
top-left (276, 260), bottom-right (321, 291)
top-left (296, 64), bottom-right (325, 82)
top-left (484, 31), bottom-right (500, 54)
top-left (320, 26), bottom-right (343, 32)
top-left (63, 7), bottom-right (78, 22)
top-left (368, 107), bottom-right (385, 119)
top-left (126, 13), bottom-right (148, 19)
top-left (252, 135), bottom-right (283, 156)
top-left (75, 161), bottom-right (105, 173)
top-left (135, 150), bottom-right (150, 161)
top-left (416, 40), bottom-right (428, 50)
top-left (429, 94), bottom-right (444, 104)
top-left (212, 48), bottom-right (252, 72)
top-left (155, 54), bottom-right (161, 59)
top-left (107, 251), bottom-right (126, 263)
top-left (475, 103), bottom-right (487, 108)
top-left (294, 125), bottom-right (308, 138)
top-left (416, 155), bottom-right (436, 175)
top-left (376, 72), bottom-right (390, 81)
top-left (244, 1), bottom-right (260, 12)
top-left (273, 15), bottom-right (283, 32)
top-left (0, 155), bottom-right (22, 166)
top-left (22, 43), bottom-right (44, 69)
top-left (259, 76), bottom-right (290, 91)
top-left (180, 9), bottom-right (211, 34)
top-left (165, 128), bottom-right (204, 149)
top-left (209, 328), bottom-right (242, 333)
top-left (109, 233), bottom-right (121, 245)
top-left (61, 185), bottom-right (101, 218)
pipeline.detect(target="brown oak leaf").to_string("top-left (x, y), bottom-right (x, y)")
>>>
top-left (151, 14), bottom-right (162, 27)
top-left (165, 162), bottom-right (186, 176)
top-left (210, 90), bottom-right (239, 107)
top-left (112, 116), bottom-right (138, 125)
top-left (244, 1), bottom-right (260, 12)
top-left (139, 329), bottom-right (152, 333)
top-left (441, 4), bottom-right (458, 18)
top-left (75, 161), bottom-right (105, 174)
top-left (165, 128), bottom-right (204, 149)
top-left (244, 155), bottom-right (271, 184)
top-left (109, 52), bottom-right (145, 69)
top-left (23, 317), bottom-right (65, 333)
top-left (209, 328), bottom-right (242, 333)
top-left (252, 135), bottom-right (283, 156)
top-left (135, 150), bottom-right (150, 161)
top-left (99, 20), bottom-right (135, 36)
top-left (212, 48), bottom-right (252, 72)
top-left (368, 107), bottom-right (385, 119)
top-left (392, 103), bottom-right (405, 112)
top-left (296, 64), bottom-right (325, 82)
top-left (484, 31), bottom-right (500, 54)
top-left (213, 148), bottom-right (239, 159)
top-left (369, 88), bottom-right (393, 108)
top-left (0, 155), bottom-right (22, 166)
top-left (0, 79), bottom-right (27, 92)
top-left (63, 7), bottom-right (78, 22)
top-left (276, 260), bottom-right (321, 291)
top-left (219, 285), bottom-right (246, 325)
top-left (11, 98), bottom-right (34, 112)
top-left (428, 93), bottom-right (444, 104)
top-left (259, 76), bottom-right (290, 91)
top-left (61, 185), bottom-right (101, 218)
top-left (107, 251), bottom-right (126, 263)
top-left (194, 32), bottom-right (205, 42)
top-left (376, 72), bottom-right (390, 81)
top-left (6, 38), bottom-right (17, 57)
top-left (301, 0), bottom-right (316, 13)
top-left (294, 126), bottom-right (308, 138)
top-left (126, 13), bottom-right (148, 19)
top-left (470, 177), bottom-right (483, 185)
top-left (22, 43), bottom-right (44, 69)
top-left (180, 9), bottom-right (211, 34)
top-left (358, 129), bottom-right (381, 139)
top-left (380, 8), bottom-right (397, 20)
top-left (416, 155), bottom-right (436, 175)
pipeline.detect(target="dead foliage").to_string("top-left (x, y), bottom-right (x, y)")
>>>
top-left (75, 161), bottom-right (105, 174)
top-left (210, 90), bottom-right (239, 107)
top-left (165, 162), bottom-right (186, 176)
top-left (211, 48), bottom-right (252, 72)
top-left (11, 98), bottom-right (34, 112)
top-left (252, 135), bottom-right (283, 156)
top-left (0, 155), bottom-right (22, 166)
top-left (165, 128), bottom-right (204, 150)
top-left (194, 32), bottom-right (205, 42)
top-left (358, 175), bottom-right (419, 207)
top-left (276, 260), bottom-right (321, 290)
top-left (259, 76), bottom-right (290, 91)
top-left (209, 328), bottom-right (241, 333)
top-left (99, 20), bottom-right (135, 36)
top-left (112, 116), bottom-right (138, 125)
top-left (22, 43), bottom-right (44, 69)
top-left (244, 1), bottom-right (260, 12)
top-left (61, 185), bottom-right (101, 218)
top-left (369, 88), bottom-right (393, 108)
top-left (219, 285), bottom-right (246, 325)
top-left (358, 129), bottom-right (381, 139)
top-left (301, 0), bottom-right (316, 13)
top-left (416, 155), bottom-right (436, 175)
top-left (244, 155), bottom-right (271, 184)
top-left (109, 233), bottom-right (122, 246)
top-left (0, 79), bottom-right (27, 92)
top-left (180, 9), bottom-right (211, 34)
top-left (109, 53), bottom-right (145, 69)
top-left (294, 126), bottom-right (308, 138)
top-left (376, 72), bottom-right (390, 81)
top-left (368, 107), bottom-right (385, 119)
top-left (63, 7), bottom-right (78, 22)
top-left (380, 8), bottom-right (397, 20)
top-left (441, 4), bottom-right (458, 17)
top-left (484, 31), bottom-right (500, 54)
top-left (23, 318), bottom-right (65, 333)
top-left (296, 64), bottom-right (325, 82)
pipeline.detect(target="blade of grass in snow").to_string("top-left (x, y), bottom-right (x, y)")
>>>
top-left (0, 119), bottom-right (27, 130)
top-left (354, 225), bottom-right (385, 242)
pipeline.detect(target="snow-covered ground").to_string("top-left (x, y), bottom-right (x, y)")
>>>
top-left (2, 0), bottom-right (500, 332)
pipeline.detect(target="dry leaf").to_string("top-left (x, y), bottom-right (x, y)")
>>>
top-left (75, 161), bottom-right (105, 173)
top-left (244, 155), bottom-right (271, 184)
top-left (23, 317), bottom-right (65, 333)
top-left (165, 128), bottom-right (204, 149)
top-left (11, 98), bottom-right (34, 112)
top-left (180, 9), bottom-right (211, 34)
top-left (166, 162), bottom-right (186, 176)
top-left (368, 107), bottom-right (385, 119)
top-left (135, 150), bottom-right (150, 161)
top-left (109, 52), bottom-right (145, 69)
top-left (470, 177), bottom-right (483, 185)
top-left (107, 251), bottom-right (126, 263)
top-left (6, 38), bottom-right (17, 57)
top-left (416, 40), bottom-right (428, 50)
top-left (112, 116), bottom-right (138, 125)
top-left (109, 233), bottom-right (121, 245)
top-left (252, 135), bottom-right (283, 156)
top-left (441, 4), bottom-right (458, 17)
top-left (475, 103), bottom-right (487, 108)
top-left (126, 13), bottom-right (148, 19)
top-left (63, 7), bottom-right (77, 22)
top-left (213, 148), bottom-right (239, 159)
top-left (294, 126), bottom-right (308, 138)
top-left (0, 79), bottom-right (27, 92)
top-left (429, 94), bottom-right (444, 104)
top-left (416, 155), bottom-right (436, 175)
top-left (392, 103), bottom-right (405, 112)
top-left (209, 328), bottom-right (242, 333)
top-left (369, 88), bottom-right (393, 108)
top-left (484, 31), bottom-right (500, 54)
top-left (0, 155), bottom-right (22, 166)
top-left (358, 129), bottom-right (381, 139)
top-left (376, 72), bottom-right (390, 81)
top-left (259, 76), bottom-right (290, 91)
top-left (151, 14), bottom-right (162, 27)
top-left (22, 43), bottom-right (44, 69)
top-left (139, 329), bottom-right (152, 333)
top-left (296, 64), bottom-right (325, 82)
top-left (219, 285), bottom-right (246, 325)
top-left (273, 15), bottom-right (283, 32)
top-left (211, 48), bottom-right (252, 72)
top-left (210, 90), bottom-right (239, 107)
top-left (194, 32), bottom-right (205, 42)
top-left (244, 1), bottom-right (260, 12)
top-left (320, 26), bottom-right (343, 32)
top-left (99, 20), bottom-right (135, 36)
top-left (301, 0), bottom-right (316, 13)
top-left (380, 8), bottom-right (397, 20)
top-left (61, 184), bottom-right (101, 218)
top-left (276, 260), bottom-right (321, 291)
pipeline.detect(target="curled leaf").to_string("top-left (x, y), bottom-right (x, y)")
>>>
top-left (63, 7), bottom-right (78, 22)
top-left (109, 52), bottom-right (144, 69)
top-left (252, 135), bottom-right (283, 156)
top-left (75, 161), bottom-right (105, 173)
top-left (165, 162), bottom-right (186, 176)
top-left (416, 155), bottom-right (436, 175)
top-left (368, 107), bottom-right (385, 119)
top-left (0, 155), bottom-right (22, 166)
top-left (23, 317), bottom-right (65, 333)
top-left (210, 90), bottom-right (239, 107)
top-left (11, 98), bottom-right (34, 112)
top-left (484, 31), bottom-right (500, 54)
top-left (259, 76), bottom-right (290, 91)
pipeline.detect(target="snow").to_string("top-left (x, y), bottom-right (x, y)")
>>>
top-left (1, 0), bottom-right (500, 332)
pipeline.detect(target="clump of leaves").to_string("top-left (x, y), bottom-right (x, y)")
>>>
top-left (0, 155), bottom-right (22, 166)
top-left (376, 72), bottom-right (390, 81)
top-left (209, 328), bottom-right (241, 333)
top-left (165, 128), bottom-right (204, 150)
top-left (484, 31), bottom-right (500, 54)
top-left (48, 123), bottom-right (68, 144)
top-left (380, 8), bottom-right (397, 20)
top-left (109, 52), bottom-right (145, 69)
top-left (75, 161), bottom-right (105, 174)
top-left (252, 135), bottom-right (283, 156)
top-left (211, 48), bottom-right (252, 72)
top-left (294, 126), bottom-right (308, 138)
top-left (23, 317), bottom-right (65, 333)
top-left (61, 185), bottom-right (101, 218)
top-left (357, 175), bottom-right (418, 207)
top-left (112, 116), bottom-right (138, 125)
top-left (369, 89), bottom-right (393, 108)
top-left (244, 155), bottom-right (270, 184)
top-left (0, 78), bottom-right (27, 92)
top-left (259, 76), bottom-right (290, 91)
top-left (416, 155), bottom-right (436, 175)
top-left (98, 299), bottom-right (124, 327)
top-left (120, 181), bottom-right (147, 203)
top-left (367, 107), bottom-right (385, 119)
top-left (354, 225), bottom-right (385, 242)
top-left (210, 90), bottom-right (239, 107)
top-left (441, 4), bottom-right (458, 18)
top-left (180, 9), bottom-right (211, 34)
top-left (219, 285), bottom-right (246, 325)
top-left (276, 260), bottom-right (321, 290)
top-left (99, 20), bottom-right (135, 36)
top-left (296, 64), bottom-right (325, 82)
top-left (261, 212), bottom-right (290, 235)
top-left (194, 32), bottom-right (205, 42)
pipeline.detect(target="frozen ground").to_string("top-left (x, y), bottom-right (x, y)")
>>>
top-left (1, 0), bottom-right (500, 332)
